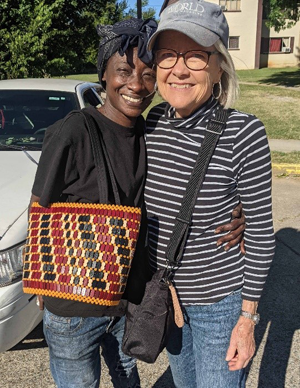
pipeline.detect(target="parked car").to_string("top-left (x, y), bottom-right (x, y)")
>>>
top-left (0, 78), bottom-right (103, 352)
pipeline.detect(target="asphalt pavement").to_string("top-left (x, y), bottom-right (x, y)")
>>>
top-left (0, 140), bottom-right (299, 388)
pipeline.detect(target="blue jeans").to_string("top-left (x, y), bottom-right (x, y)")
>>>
top-left (43, 308), bottom-right (140, 388)
top-left (167, 290), bottom-right (246, 388)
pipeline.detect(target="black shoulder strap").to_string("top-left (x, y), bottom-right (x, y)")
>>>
top-left (81, 109), bottom-right (121, 205)
top-left (165, 107), bottom-right (230, 268)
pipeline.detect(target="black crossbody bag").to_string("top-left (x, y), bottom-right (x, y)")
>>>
top-left (122, 107), bottom-right (230, 363)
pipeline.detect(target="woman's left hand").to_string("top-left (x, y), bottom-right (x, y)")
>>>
top-left (225, 316), bottom-right (256, 370)
top-left (215, 203), bottom-right (246, 253)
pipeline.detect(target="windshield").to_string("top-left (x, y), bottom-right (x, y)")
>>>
top-left (0, 90), bottom-right (79, 150)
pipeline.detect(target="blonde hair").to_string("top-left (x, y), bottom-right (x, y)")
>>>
top-left (213, 39), bottom-right (239, 109)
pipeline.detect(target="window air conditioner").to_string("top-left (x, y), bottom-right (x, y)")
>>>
top-left (282, 47), bottom-right (291, 53)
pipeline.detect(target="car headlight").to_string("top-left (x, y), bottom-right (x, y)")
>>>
top-left (0, 244), bottom-right (24, 287)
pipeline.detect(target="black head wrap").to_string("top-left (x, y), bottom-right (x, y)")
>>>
top-left (97, 18), bottom-right (157, 90)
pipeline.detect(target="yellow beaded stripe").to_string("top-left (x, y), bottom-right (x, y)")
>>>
top-left (32, 202), bottom-right (142, 213)
top-left (23, 288), bottom-right (120, 306)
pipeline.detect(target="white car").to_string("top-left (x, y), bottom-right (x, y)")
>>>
top-left (0, 78), bottom-right (103, 352)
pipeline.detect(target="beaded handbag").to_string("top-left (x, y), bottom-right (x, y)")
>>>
top-left (22, 110), bottom-right (141, 306)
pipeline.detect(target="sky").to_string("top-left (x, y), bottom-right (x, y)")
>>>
top-left (125, 0), bottom-right (162, 18)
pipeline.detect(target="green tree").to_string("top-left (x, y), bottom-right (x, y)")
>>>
top-left (124, 0), bottom-right (156, 20)
top-left (264, 0), bottom-right (300, 31)
top-left (0, 0), bottom-right (127, 79)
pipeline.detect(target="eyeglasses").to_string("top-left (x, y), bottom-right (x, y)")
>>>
top-left (155, 49), bottom-right (219, 71)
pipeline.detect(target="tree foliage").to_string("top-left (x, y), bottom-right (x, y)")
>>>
top-left (0, 0), bottom-right (127, 79)
top-left (124, 0), bottom-right (156, 20)
top-left (264, 0), bottom-right (300, 31)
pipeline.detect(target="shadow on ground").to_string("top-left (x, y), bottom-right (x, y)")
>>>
top-left (250, 228), bottom-right (300, 387)
top-left (153, 366), bottom-right (175, 387)
top-left (259, 69), bottom-right (300, 88)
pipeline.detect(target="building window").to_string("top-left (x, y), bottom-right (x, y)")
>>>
top-left (261, 37), bottom-right (294, 53)
top-left (228, 36), bottom-right (240, 49)
top-left (219, 0), bottom-right (241, 11)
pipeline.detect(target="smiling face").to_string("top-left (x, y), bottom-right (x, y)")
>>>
top-left (100, 47), bottom-right (156, 127)
top-left (155, 30), bottom-right (223, 118)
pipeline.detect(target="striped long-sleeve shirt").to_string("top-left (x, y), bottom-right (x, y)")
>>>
top-left (145, 99), bottom-right (275, 305)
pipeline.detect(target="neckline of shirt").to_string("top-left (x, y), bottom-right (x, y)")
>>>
top-left (89, 106), bottom-right (141, 137)
top-left (164, 97), bottom-right (219, 130)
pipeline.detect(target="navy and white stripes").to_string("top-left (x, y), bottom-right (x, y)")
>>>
top-left (145, 100), bottom-right (275, 305)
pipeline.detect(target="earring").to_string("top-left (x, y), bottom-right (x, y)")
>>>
top-left (212, 81), bottom-right (222, 100)
top-left (154, 82), bottom-right (158, 92)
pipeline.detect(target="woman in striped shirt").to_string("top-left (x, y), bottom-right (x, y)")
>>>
top-left (144, 1), bottom-right (275, 387)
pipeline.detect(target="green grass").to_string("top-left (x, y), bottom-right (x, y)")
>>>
top-left (236, 66), bottom-right (300, 88)
top-left (271, 151), bottom-right (300, 164)
top-left (234, 84), bottom-right (300, 140)
top-left (63, 66), bottom-right (300, 88)
top-left (60, 74), bottom-right (99, 83)
top-left (143, 86), bottom-right (300, 140)
top-left (65, 67), bottom-right (300, 140)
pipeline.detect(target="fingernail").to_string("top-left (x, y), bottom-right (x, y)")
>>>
top-left (224, 246), bottom-right (229, 251)
top-left (216, 242), bottom-right (221, 247)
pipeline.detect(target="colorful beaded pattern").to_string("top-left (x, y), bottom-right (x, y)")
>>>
top-left (23, 202), bottom-right (141, 306)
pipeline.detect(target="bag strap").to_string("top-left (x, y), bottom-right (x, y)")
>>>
top-left (165, 107), bottom-right (230, 269)
top-left (81, 109), bottom-right (121, 205)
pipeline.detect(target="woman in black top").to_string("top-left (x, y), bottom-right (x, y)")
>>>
top-left (28, 17), bottom-right (244, 388)
top-left (29, 18), bottom-right (157, 388)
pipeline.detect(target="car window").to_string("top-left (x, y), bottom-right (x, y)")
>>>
top-left (82, 87), bottom-right (103, 107)
top-left (0, 90), bottom-right (78, 150)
